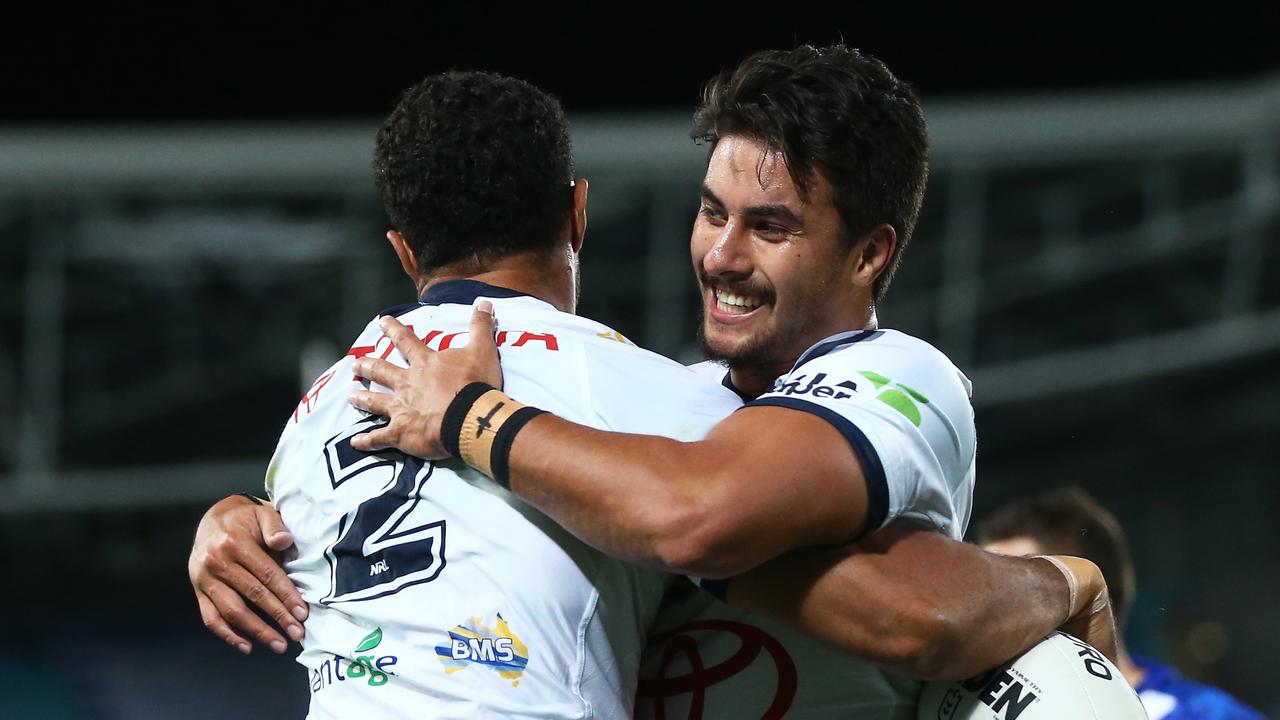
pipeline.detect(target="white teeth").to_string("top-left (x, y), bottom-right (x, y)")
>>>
top-left (715, 290), bottom-right (763, 314)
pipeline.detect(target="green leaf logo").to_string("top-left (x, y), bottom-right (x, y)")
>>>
top-left (858, 371), bottom-right (930, 427)
top-left (354, 627), bottom-right (383, 653)
top-left (858, 371), bottom-right (892, 390)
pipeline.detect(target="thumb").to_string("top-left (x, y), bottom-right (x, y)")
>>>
top-left (471, 300), bottom-right (497, 345)
top-left (257, 505), bottom-right (294, 551)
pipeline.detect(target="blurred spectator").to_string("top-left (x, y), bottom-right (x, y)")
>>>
top-left (977, 487), bottom-right (1265, 720)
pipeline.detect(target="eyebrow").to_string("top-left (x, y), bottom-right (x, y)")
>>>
top-left (700, 183), bottom-right (804, 227)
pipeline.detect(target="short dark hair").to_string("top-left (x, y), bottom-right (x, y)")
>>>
top-left (976, 487), bottom-right (1137, 629)
top-left (691, 45), bottom-right (928, 303)
top-left (373, 71), bottom-right (575, 273)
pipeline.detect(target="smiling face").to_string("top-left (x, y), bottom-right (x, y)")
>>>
top-left (693, 135), bottom-right (875, 386)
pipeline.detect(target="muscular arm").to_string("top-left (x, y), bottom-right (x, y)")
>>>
top-left (350, 312), bottom-right (871, 579)
top-left (347, 313), bottom-right (1117, 676)
top-left (728, 524), bottom-right (1114, 680)
top-left (346, 312), bottom-right (878, 579)
top-left (502, 405), bottom-right (869, 579)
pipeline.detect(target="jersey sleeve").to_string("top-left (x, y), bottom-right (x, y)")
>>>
top-left (745, 341), bottom-right (975, 537)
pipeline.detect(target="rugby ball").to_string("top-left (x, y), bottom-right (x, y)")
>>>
top-left (917, 632), bottom-right (1147, 719)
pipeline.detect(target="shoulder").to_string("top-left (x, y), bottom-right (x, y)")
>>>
top-left (491, 308), bottom-right (743, 434)
top-left (578, 339), bottom-right (743, 425)
top-left (762, 329), bottom-right (973, 425)
top-left (794, 329), bottom-right (971, 398)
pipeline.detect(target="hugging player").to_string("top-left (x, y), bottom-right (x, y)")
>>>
top-left (192, 48), bottom-right (1116, 719)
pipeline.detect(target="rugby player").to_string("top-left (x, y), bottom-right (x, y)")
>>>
top-left (191, 50), bottom-right (1115, 718)
top-left (342, 45), bottom-right (1117, 716)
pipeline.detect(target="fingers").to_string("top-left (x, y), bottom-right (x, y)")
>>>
top-left (349, 424), bottom-right (399, 452)
top-left (251, 507), bottom-right (308, 624)
top-left (200, 579), bottom-right (289, 654)
top-left (470, 300), bottom-right (497, 346)
top-left (217, 556), bottom-right (305, 645)
top-left (197, 591), bottom-right (252, 655)
top-left (379, 315), bottom-right (430, 363)
top-left (469, 300), bottom-right (504, 388)
top-left (256, 504), bottom-right (295, 551)
top-left (349, 389), bottom-right (397, 418)
top-left (354, 356), bottom-right (406, 389)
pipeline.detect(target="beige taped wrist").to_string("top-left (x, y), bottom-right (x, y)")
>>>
top-left (1035, 555), bottom-right (1078, 623)
top-left (457, 389), bottom-right (529, 478)
top-left (441, 382), bottom-right (548, 488)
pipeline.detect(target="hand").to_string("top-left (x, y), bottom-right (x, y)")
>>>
top-left (1050, 555), bottom-right (1120, 665)
top-left (348, 301), bottom-right (503, 458)
top-left (189, 494), bottom-right (308, 655)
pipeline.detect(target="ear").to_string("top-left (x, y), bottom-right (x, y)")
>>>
top-left (851, 223), bottom-right (897, 290)
top-left (569, 178), bottom-right (589, 254)
top-left (386, 230), bottom-right (422, 289)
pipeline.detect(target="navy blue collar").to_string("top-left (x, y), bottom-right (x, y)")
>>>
top-left (714, 329), bottom-right (881, 401)
top-left (720, 370), bottom-right (756, 402)
top-left (791, 329), bottom-right (881, 371)
top-left (419, 279), bottom-right (533, 306)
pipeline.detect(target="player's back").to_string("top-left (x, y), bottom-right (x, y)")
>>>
top-left (266, 280), bottom-right (741, 720)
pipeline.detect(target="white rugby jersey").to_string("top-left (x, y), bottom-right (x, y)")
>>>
top-left (749, 328), bottom-right (974, 538)
top-left (265, 280), bottom-right (741, 720)
top-left (636, 328), bottom-right (976, 719)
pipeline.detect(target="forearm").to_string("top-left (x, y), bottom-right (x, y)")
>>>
top-left (505, 414), bottom-right (738, 575)
top-left (726, 526), bottom-right (1070, 681)
top-left (447, 389), bottom-right (871, 578)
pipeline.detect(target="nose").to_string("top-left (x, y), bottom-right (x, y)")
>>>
top-left (702, 220), bottom-right (753, 281)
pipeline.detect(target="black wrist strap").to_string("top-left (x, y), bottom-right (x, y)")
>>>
top-left (489, 406), bottom-right (548, 489)
top-left (236, 492), bottom-right (264, 505)
top-left (441, 382), bottom-right (496, 457)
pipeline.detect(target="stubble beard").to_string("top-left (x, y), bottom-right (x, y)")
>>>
top-left (697, 307), bottom-right (810, 377)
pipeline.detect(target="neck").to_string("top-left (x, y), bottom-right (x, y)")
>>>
top-left (727, 363), bottom-right (793, 399)
top-left (418, 247), bottom-right (577, 313)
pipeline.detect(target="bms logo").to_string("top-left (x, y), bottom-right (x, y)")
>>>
top-left (434, 614), bottom-right (530, 686)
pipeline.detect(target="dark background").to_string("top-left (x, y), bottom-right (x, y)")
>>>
top-left (6, 6), bottom-right (1279, 121)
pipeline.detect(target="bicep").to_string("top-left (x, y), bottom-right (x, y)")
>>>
top-left (697, 405), bottom-right (873, 564)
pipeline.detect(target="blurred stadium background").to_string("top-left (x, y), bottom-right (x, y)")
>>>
top-left (1, 8), bottom-right (1277, 718)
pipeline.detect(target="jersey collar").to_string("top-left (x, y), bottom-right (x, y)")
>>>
top-left (790, 329), bottom-right (883, 372)
top-left (720, 371), bottom-right (756, 402)
top-left (419, 279), bottom-right (535, 307)
top-left (716, 329), bottom-right (883, 399)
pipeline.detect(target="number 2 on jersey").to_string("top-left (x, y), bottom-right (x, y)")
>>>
top-left (320, 417), bottom-right (447, 604)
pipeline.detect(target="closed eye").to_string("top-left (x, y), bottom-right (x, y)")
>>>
top-left (754, 221), bottom-right (794, 239)
top-left (700, 204), bottom-right (727, 223)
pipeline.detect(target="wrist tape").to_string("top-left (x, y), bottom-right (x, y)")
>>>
top-left (1035, 555), bottom-right (1078, 623)
top-left (441, 382), bottom-right (546, 488)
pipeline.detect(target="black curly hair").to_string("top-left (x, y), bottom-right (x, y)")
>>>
top-left (373, 71), bottom-right (575, 274)
top-left (692, 45), bottom-right (928, 303)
